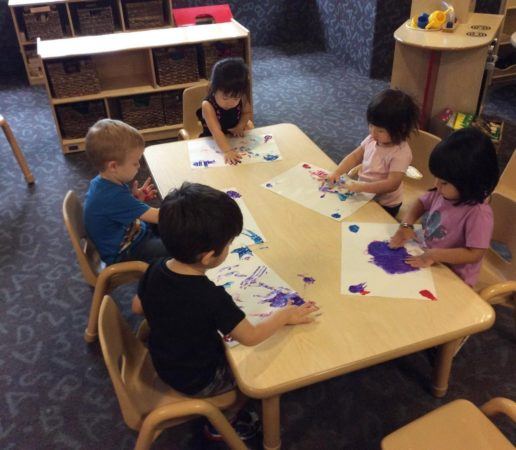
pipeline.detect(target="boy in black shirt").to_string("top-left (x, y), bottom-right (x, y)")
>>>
top-left (133, 182), bottom-right (318, 440)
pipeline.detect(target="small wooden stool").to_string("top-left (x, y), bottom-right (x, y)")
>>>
top-left (1, 115), bottom-right (35, 184)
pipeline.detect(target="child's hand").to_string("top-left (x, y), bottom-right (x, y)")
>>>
top-left (224, 149), bottom-right (242, 165)
top-left (345, 181), bottom-right (363, 193)
top-left (405, 250), bottom-right (435, 268)
top-left (228, 124), bottom-right (246, 137)
top-left (284, 301), bottom-right (319, 325)
top-left (326, 171), bottom-right (341, 186)
top-left (132, 177), bottom-right (157, 202)
top-left (389, 227), bottom-right (415, 248)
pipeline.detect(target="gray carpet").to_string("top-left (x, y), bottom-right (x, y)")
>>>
top-left (1, 43), bottom-right (515, 450)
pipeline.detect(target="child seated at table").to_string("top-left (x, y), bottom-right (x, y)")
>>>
top-left (132, 182), bottom-right (318, 439)
top-left (84, 119), bottom-right (169, 265)
top-left (389, 128), bottom-right (500, 287)
top-left (326, 88), bottom-right (420, 217)
top-left (197, 57), bottom-right (254, 165)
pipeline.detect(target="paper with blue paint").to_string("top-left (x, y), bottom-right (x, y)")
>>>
top-left (223, 188), bottom-right (267, 249)
top-left (188, 132), bottom-right (282, 169)
top-left (341, 222), bottom-right (436, 300)
top-left (261, 162), bottom-right (374, 221)
top-left (207, 249), bottom-right (306, 343)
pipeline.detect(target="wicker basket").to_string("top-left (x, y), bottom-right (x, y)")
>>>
top-left (23, 5), bottom-right (64, 40)
top-left (201, 40), bottom-right (245, 78)
top-left (119, 94), bottom-right (165, 129)
top-left (125, 0), bottom-right (165, 30)
top-left (77, 2), bottom-right (115, 36)
top-left (162, 90), bottom-right (183, 125)
top-left (153, 46), bottom-right (199, 86)
top-left (46, 57), bottom-right (101, 98)
top-left (56, 100), bottom-right (107, 139)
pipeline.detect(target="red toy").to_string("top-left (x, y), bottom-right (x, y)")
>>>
top-left (173, 5), bottom-right (233, 27)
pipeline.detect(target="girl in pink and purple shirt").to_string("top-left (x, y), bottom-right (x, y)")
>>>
top-left (390, 128), bottom-right (500, 286)
top-left (327, 88), bottom-right (420, 217)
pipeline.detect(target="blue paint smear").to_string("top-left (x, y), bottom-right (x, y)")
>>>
top-left (242, 229), bottom-right (264, 244)
top-left (337, 193), bottom-right (349, 201)
top-left (265, 183), bottom-right (273, 188)
top-left (331, 212), bottom-right (341, 219)
top-left (263, 289), bottom-right (305, 308)
top-left (226, 190), bottom-right (241, 199)
top-left (263, 154), bottom-right (279, 161)
top-left (348, 225), bottom-right (360, 233)
top-left (193, 159), bottom-right (216, 167)
top-left (297, 274), bottom-right (315, 284)
top-left (222, 281), bottom-right (234, 289)
top-left (348, 282), bottom-right (368, 294)
top-left (231, 246), bottom-right (253, 260)
top-left (367, 240), bottom-right (419, 275)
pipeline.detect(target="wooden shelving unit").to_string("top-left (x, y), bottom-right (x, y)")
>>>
top-left (9, 0), bottom-right (174, 85)
top-left (37, 20), bottom-right (252, 154)
top-left (493, 0), bottom-right (516, 84)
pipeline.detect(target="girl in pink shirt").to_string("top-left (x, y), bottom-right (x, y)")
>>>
top-left (327, 89), bottom-right (420, 217)
top-left (390, 128), bottom-right (500, 286)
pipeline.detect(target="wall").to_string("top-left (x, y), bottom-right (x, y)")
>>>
top-left (1, 0), bottom-right (24, 78)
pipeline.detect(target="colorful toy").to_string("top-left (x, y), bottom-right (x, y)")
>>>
top-left (426, 9), bottom-right (448, 30)
top-left (408, 4), bottom-right (455, 31)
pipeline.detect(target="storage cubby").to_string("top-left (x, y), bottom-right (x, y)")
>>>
top-left (69, 0), bottom-right (122, 36)
top-left (37, 21), bottom-right (251, 153)
top-left (122, 0), bottom-right (168, 30)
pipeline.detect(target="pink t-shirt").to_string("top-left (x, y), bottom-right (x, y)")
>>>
top-left (420, 190), bottom-right (493, 286)
top-left (359, 135), bottom-right (412, 207)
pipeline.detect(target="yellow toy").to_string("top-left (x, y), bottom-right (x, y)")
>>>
top-left (426, 8), bottom-right (452, 30)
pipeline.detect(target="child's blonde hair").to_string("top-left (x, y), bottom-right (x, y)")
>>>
top-left (85, 119), bottom-right (144, 171)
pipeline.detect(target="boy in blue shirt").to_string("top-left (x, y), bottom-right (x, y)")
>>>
top-left (132, 182), bottom-right (319, 440)
top-left (84, 119), bottom-right (168, 264)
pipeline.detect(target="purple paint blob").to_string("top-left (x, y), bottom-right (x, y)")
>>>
top-left (193, 159), bottom-right (216, 167)
top-left (262, 289), bottom-right (305, 308)
top-left (297, 274), bottom-right (315, 284)
top-left (226, 190), bottom-right (241, 199)
top-left (320, 194), bottom-right (326, 198)
top-left (264, 135), bottom-right (273, 144)
top-left (265, 183), bottom-right (273, 188)
top-left (348, 282), bottom-right (370, 295)
top-left (331, 212), bottom-right (341, 219)
top-left (348, 225), bottom-right (360, 233)
top-left (367, 240), bottom-right (419, 275)
top-left (263, 154), bottom-right (278, 161)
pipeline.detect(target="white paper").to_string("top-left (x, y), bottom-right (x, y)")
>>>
top-left (341, 222), bottom-right (437, 300)
top-left (223, 187), bottom-right (267, 249)
top-left (188, 132), bottom-right (281, 168)
top-left (262, 162), bottom-right (374, 221)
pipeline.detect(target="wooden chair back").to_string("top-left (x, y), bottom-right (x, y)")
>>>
top-left (495, 149), bottom-right (516, 199)
top-left (179, 82), bottom-right (209, 140)
top-left (406, 129), bottom-right (441, 191)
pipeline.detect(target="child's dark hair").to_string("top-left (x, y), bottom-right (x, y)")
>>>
top-left (208, 57), bottom-right (250, 101)
top-left (159, 182), bottom-right (243, 263)
top-left (367, 89), bottom-right (420, 144)
top-left (429, 127), bottom-right (499, 205)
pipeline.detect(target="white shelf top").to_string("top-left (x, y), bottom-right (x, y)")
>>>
top-left (38, 20), bottom-right (249, 59)
top-left (9, 0), bottom-right (66, 6)
top-left (394, 13), bottom-right (503, 50)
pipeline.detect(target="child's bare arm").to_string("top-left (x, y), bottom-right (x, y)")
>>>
top-left (229, 301), bottom-right (319, 346)
top-left (202, 101), bottom-right (241, 164)
top-left (131, 294), bottom-right (144, 315)
top-left (406, 247), bottom-right (486, 268)
top-left (389, 200), bottom-right (426, 248)
top-left (327, 146), bottom-right (364, 183)
top-left (229, 100), bottom-right (253, 136)
top-left (140, 207), bottom-right (159, 224)
top-left (346, 171), bottom-right (404, 195)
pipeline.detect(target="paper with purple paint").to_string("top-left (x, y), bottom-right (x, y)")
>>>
top-left (207, 249), bottom-right (306, 345)
top-left (188, 132), bottom-right (282, 169)
top-left (261, 162), bottom-right (373, 221)
top-left (223, 188), bottom-right (267, 249)
top-left (341, 222), bottom-right (437, 300)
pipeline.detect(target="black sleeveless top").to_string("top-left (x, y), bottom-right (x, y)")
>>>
top-left (196, 94), bottom-right (242, 137)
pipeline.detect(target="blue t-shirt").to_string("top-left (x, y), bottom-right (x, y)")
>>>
top-left (84, 175), bottom-right (150, 264)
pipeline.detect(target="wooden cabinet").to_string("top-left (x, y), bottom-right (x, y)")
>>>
top-left (37, 20), bottom-right (251, 154)
top-left (9, 0), bottom-right (174, 85)
top-left (493, 0), bottom-right (516, 83)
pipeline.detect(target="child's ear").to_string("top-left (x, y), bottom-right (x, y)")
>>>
top-left (200, 250), bottom-right (216, 266)
top-left (106, 160), bottom-right (118, 172)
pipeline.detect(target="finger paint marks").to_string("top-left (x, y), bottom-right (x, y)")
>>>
top-left (264, 135), bottom-right (272, 144)
top-left (262, 289), bottom-right (305, 307)
top-left (320, 194), bottom-right (326, 198)
top-left (297, 274), bottom-right (316, 285)
top-left (240, 265), bottom-right (268, 289)
top-left (419, 289), bottom-right (437, 301)
top-left (263, 154), bottom-right (278, 161)
top-left (331, 212), bottom-right (341, 219)
top-left (265, 183), bottom-right (273, 188)
top-left (193, 159), bottom-right (216, 167)
top-left (231, 246), bottom-right (253, 260)
top-left (226, 190), bottom-right (241, 199)
top-left (222, 281), bottom-right (234, 289)
top-left (337, 193), bottom-right (349, 201)
top-left (348, 224), bottom-right (360, 233)
top-left (367, 240), bottom-right (419, 275)
top-left (302, 163), bottom-right (311, 169)
top-left (242, 229), bottom-right (264, 244)
top-left (348, 282), bottom-right (370, 295)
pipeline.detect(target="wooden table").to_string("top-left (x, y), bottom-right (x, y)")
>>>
top-left (144, 123), bottom-right (495, 450)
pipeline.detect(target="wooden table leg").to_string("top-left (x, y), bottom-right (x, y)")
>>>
top-left (432, 338), bottom-right (462, 398)
top-left (262, 395), bottom-right (281, 450)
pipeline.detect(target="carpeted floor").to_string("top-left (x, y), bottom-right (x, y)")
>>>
top-left (1, 43), bottom-right (515, 450)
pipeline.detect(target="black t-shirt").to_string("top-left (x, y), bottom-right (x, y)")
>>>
top-left (137, 258), bottom-right (245, 394)
top-left (196, 94), bottom-right (242, 137)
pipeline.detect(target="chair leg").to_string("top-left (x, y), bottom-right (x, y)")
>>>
top-left (84, 273), bottom-right (112, 343)
top-left (1, 117), bottom-right (35, 185)
top-left (431, 338), bottom-right (462, 398)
